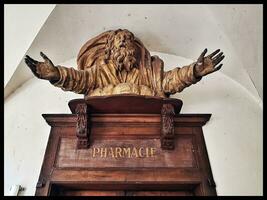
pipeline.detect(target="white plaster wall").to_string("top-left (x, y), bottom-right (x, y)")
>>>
top-left (4, 4), bottom-right (56, 87)
top-left (206, 5), bottom-right (263, 99)
top-left (4, 53), bottom-right (263, 196)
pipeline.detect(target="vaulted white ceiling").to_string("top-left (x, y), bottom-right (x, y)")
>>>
top-left (4, 4), bottom-right (263, 102)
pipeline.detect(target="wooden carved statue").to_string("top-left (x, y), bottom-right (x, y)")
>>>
top-left (24, 29), bottom-right (224, 99)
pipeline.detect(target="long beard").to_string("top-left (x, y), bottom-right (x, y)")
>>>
top-left (111, 47), bottom-right (137, 72)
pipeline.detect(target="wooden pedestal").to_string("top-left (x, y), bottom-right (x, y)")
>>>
top-left (35, 96), bottom-right (216, 196)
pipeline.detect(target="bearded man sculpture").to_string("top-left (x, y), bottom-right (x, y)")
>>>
top-left (25, 29), bottom-right (224, 100)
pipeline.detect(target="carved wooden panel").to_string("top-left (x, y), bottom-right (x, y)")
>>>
top-left (36, 113), bottom-right (216, 196)
top-left (55, 136), bottom-right (196, 169)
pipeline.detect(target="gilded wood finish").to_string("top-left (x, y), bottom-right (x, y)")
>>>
top-left (25, 29), bottom-right (224, 99)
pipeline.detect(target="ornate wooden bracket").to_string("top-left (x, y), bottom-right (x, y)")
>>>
top-left (36, 178), bottom-right (46, 188)
top-left (207, 178), bottom-right (216, 188)
top-left (75, 103), bottom-right (90, 149)
top-left (160, 103), bottom-right (175, 150)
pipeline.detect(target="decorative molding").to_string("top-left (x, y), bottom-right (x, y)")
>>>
top-left (75, 103), bottom-right (89, 149)
top-left (160, 104), bottom-right (175, 150)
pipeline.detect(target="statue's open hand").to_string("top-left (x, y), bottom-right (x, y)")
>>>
top-left (194, 49), bottom-right (225, 78)
top-left (24, 52), bottom-right (59, 81)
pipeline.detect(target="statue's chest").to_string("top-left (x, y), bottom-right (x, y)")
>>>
top-left (98, 66), bottom-right (141, 85)
top-left (88, 83), bottom-right (153, 97)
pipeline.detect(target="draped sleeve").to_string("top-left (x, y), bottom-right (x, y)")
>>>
top-left (162, 62), bottom-right (202, 95)
top-left (50, 65), bottom-right (97, 95)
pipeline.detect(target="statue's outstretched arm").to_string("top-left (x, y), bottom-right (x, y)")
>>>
top-left (162, 49), bottom-right (224, 95)
top-left (25, 52), bottom-right (95, 94)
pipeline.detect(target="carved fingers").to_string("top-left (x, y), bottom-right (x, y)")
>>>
top-left (40, 51), bottom-right (54, 67)
top-left (214, 64), bottom-right (223, 72)
top-left (207, 49), bottom-right (225, 66)
top-left (197, 48), bottom-right (207, 64)
top-left (24, 52), bottom-right (58, 81)
top-left (207, 49), bottom-right (220, 58)
top-left (209, 49), bottom-right (225, 72)
top-left (212, 52), bottom-right (225, 66)
top-left (25, 55), bottom-right (41, 78)
top-left (194, 49), bottom-right (225, 77)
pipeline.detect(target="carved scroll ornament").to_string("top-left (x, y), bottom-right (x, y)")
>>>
top-left (75, 103), bottom-right (89, 149)
top-left (161, 104), bottom-right (175, 150)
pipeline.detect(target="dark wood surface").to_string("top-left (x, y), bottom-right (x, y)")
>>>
top-left (36, 113), bottom-right (215, 196)
top-left (68, 96), bottom-right (183, 114)
top-left (35, 97), bottom-right (215, 196)
top-left (55, 137), bottom-right (196, 168)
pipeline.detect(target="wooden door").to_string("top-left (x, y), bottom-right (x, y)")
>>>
top-left (53, 189), bottom-right (195, 196)
top-left (50, 183), bottom-right (197, 196)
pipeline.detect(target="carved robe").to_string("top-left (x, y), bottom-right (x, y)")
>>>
top-left (50, 30), bottom-right (202, 99)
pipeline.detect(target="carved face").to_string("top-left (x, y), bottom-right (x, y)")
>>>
top-left (109, 30), bottom-right (139, 72)
top-left (113, 31), bottom-right (135, 50)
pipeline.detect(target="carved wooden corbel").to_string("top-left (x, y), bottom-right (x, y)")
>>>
top-left (207, 178), bottom-right (216, 188)
top-left (36, 178), bottom-right (46, 188)
top-left (160, 103), bottom-right (175, 150)
top-left (75, 103), bottom-right (90, 149)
